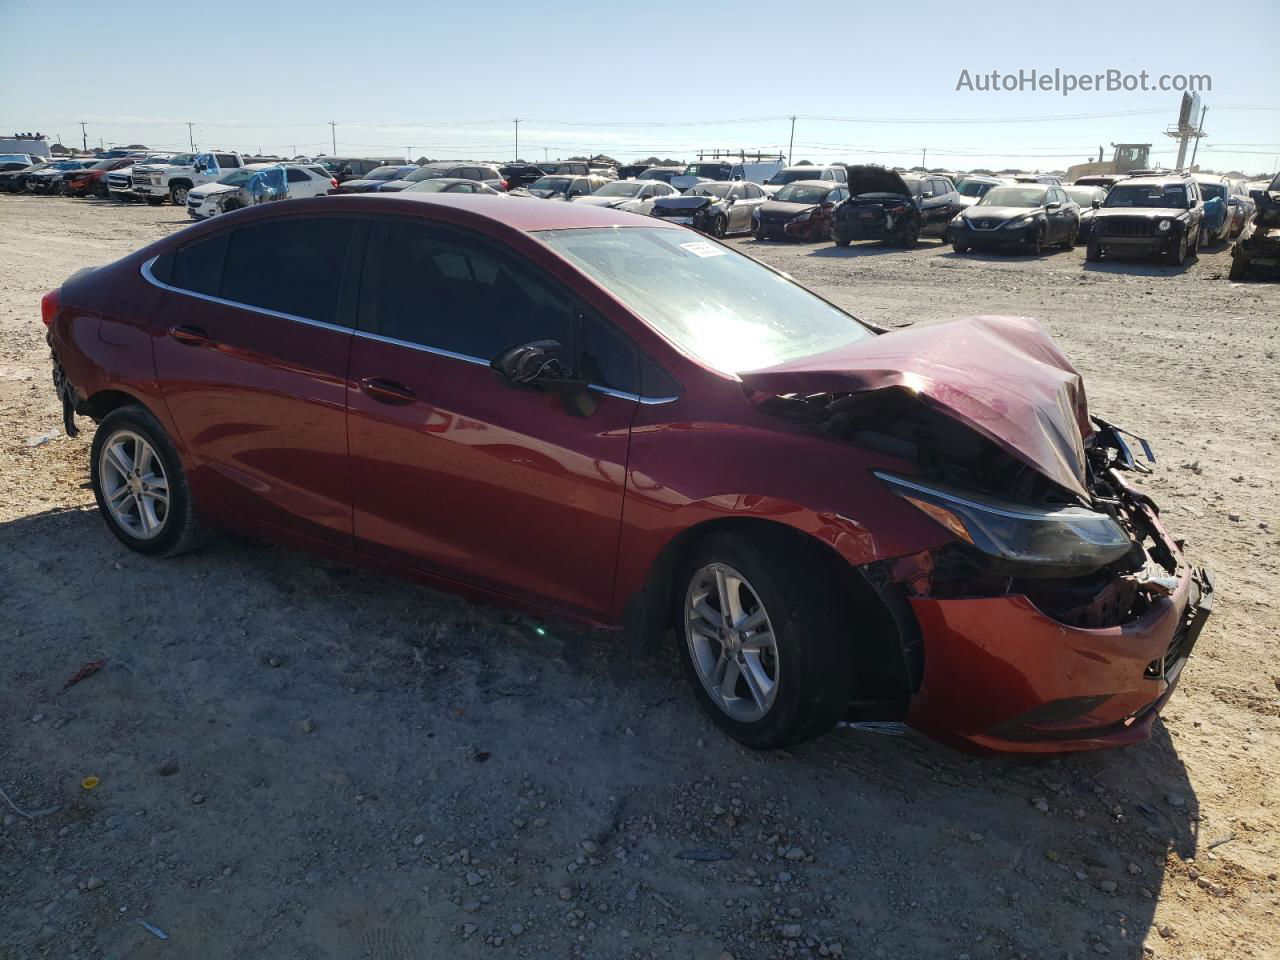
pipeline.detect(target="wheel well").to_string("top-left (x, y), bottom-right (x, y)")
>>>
top-left (79, 389), bottom-right (143, 423)
top-left (169, 178), bottom-right (192, 188)
top-left (623, 517), bottom-right (914, 711)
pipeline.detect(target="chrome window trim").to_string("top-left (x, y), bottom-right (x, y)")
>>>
top-left (140, 256), bottom-right (351, 335)
top-left (142, 256), bottom-right (680, 406)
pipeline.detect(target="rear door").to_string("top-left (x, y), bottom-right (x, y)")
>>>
top-left (149, 214), bottom-right (363, 545)
top-left (345, 216), bottom-right (642, 620)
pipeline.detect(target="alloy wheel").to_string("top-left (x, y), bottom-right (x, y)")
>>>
top-left (99, 430), bottom-right (169, 540)
top-left (684, 563), bottom-right (780, 723)
top-left (172, 186), bottom-right (188, 205)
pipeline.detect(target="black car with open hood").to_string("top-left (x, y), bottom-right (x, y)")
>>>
top-left (831, 165), bottom-right (922, 247)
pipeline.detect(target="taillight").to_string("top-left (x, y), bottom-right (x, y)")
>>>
top-left (330, 178), bottom-right (339, 189)
top-left (41, 288), bottom-right (60, 327)
top-left (500, 179), bottom-right (509, 191)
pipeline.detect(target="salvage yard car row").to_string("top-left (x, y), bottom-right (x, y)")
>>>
top-left (9, 149), bottom-right (1274, 279)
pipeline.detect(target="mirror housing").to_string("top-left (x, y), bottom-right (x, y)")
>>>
top-left (921, 191), bottom-right (934, 199)
top-left (1091, 198), bottom-right (1102, 209)
top-left (491, 338), bottom-right (593, 398)
top-left (1045, 201), bottom-right (1062, 210)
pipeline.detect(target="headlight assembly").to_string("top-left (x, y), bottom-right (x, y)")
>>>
top-left (1157, 219), bottom-right (1172, 231)
top-left (875, 472), bottom-right (1133, 574)
top-left (1004, 216), bottom-right (1035, 230)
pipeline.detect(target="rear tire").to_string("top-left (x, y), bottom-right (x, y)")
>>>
top-left (675, 530), bottom-right (855, 749)
top-left (834, 238), bottom-right (851, 247)
top-left (1062, 222), bottom-right (1078, 250)
top-left (146, 197), bottom-right (164, 206)
top-left (90, 405), bottom-right (212, 558)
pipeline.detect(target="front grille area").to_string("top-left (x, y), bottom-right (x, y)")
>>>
top-left (1101, 217), bottom-right (1154, 238)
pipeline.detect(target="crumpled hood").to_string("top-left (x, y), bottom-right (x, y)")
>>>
top-left (738, 315), bottom-right (1094, 499)
top-left (654, 194), bottom-right (716, 211)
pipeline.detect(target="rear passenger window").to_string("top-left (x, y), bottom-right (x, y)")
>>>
top-left (285, 168), bottom-right (309, 183)
top-left (216, 154), bottom-right (239, 168)
top-left (219, 218), bottom-right (354, 324)
top-left (172, 231), bottom-right (228, 297)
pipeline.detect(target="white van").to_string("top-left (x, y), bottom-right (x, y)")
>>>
top-left (671, 159), bottom-right (786, 191)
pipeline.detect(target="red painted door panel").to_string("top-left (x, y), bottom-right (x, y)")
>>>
top-left (346, 339), bottom-right (635, 621)
top-left (153, 294), bottom-right (354, 545)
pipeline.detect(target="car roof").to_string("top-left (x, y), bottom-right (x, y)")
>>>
top-left (304, 192), bottom-right (686, 231)
top-left (1120, 175), bottom-right (1189, 186)
top-left (774, 180), bottom-right (837, 188)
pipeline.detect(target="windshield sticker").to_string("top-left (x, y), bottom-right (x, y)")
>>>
top-left (679, 241), bottom-right (727, 258)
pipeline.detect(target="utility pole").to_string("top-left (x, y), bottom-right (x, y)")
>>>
top-left (543, 147), bottom-right (549, 163)
top-left (406, 146), bottom-right (413, 162)
top-left (513, 118), bottom-right (519, 161)
top-left (787, 115), bottom-right (796, 165)
top-left (79, 121), bottom-right (87, 152)
top-left (329, 121), bottom-right (337, 156)
top-left (922, 147), bottom-right (927, 168)
top-left (186, 122), bottom-right (195, 151)
top-left (1189, 105), bottom-right (1207, 170)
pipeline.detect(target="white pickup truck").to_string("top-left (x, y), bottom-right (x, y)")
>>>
top-left (131, 151), bottom-right (247, 206)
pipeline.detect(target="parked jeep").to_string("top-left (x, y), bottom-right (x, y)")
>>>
top-left (1087, 174), bottom-right (1206, 265)
top-left (132, 151), bottom-right (247, 206)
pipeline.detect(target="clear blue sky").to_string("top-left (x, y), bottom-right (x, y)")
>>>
top-left (3, 0), bottom-right (1278, 175)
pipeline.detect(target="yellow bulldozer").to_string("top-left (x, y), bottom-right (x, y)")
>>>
top-left (1066, 143), bottom-right (1152, 184)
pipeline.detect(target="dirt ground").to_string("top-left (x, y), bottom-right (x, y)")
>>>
top-left (1, 195), bottom-right (1277, 960)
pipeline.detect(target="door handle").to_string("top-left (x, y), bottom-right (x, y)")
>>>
top-left (359, 377), bottom-right (416, 405)
top-left (168, 324), bottom-right (214, 347)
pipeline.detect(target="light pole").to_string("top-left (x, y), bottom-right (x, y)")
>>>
top-left (79, 121), bottom-right (87, 152)
top-left (787, 115), bottom-right (796, 165)
top-left (513, 118), bottom-right (519, 161)
top-left (329, 121), bottom-right (337, 155)
top-left (186, 122), bottom-right (194, 151)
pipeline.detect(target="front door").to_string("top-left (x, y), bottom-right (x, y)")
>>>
top-left (346, 217), bottom-right (640, 620)
top-left (150, 214), bottom-right (361, 545)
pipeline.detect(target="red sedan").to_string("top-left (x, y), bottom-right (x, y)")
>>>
top-left (64, 157), bottom-right (137, 198)
top-left (42, 194), bottom-right (1213, 753)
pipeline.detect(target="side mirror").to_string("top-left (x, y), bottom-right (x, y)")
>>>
top-left (921, 191), bottom-right (934, 199)
top-left (490, 339), bottom-right (586, 394)
top-left (1045, 201), bottom-right (1062, 210)
top-left (492, 340), bottom-right (596, 416)
top-left (1091, 199), bottom-right (1102, 209)
top-left (1189, 199), bottom-right (1198, 207)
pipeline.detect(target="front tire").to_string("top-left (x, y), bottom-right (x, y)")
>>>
top-left (1026, 226), bottom-right (1045, 256)
top-left (1229, 254), bottom-right (1249, 281)
top-left (1167, 231), bottom-right (1188, 266)
top-left (952, 240), bottom-right (970, 254)
top-left (90, 405), bottom-right (211, 557)
top-left (675, 531), bottom-right (854, 749)
top-left (170, 184), bottom-right (190, 205)
top-left (709, 214), bottom-right (727, 238)
top-left (1086, 238), bottom-right (1103, 261)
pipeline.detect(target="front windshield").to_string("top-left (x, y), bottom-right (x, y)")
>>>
top-left (1064, 187), bottom-right (1104, 206)
top-left (774, 184), bottom-right (831, 204)
top-left (536, 227), bottom-right (873, 375)
top-left (1197, 182), bottom-right (1226, 201)
top-left (690, 163), bottom-right (731, 179)
top-left (366, 165), bottom-right (408, 180)
top-left (956, 179), bottom-right (997, 198)
top-left (405, 166), bottom-right (449, 182)
top-left (89, 159), bottom-right (116, 170)
top-left (688, 184), bottom-right (731, 198)
top-left (1104, 183), bottom-right (1187, 209)
top-left (638, 169), bottom-right (676, 181)
top-left (530, 176), bottom-right (572, 193)
top-left (766, 168), bottom-right (821, 185)
top-left (978, 186), bottom-right (1048, 208)
top-left (166, 153), bottom-right (196, 166)
top-left (403, 180), bottom-right (456, 193)
top-left (217, 169), bottom-right (255, 186)
top-left (593, 181), bottom-right (645, 198)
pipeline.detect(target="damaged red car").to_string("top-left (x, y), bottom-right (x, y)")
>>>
top-left (43, 195), bottom-right (1213, 753)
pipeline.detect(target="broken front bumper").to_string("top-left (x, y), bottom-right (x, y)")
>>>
top-left (901, 487), bottom-right (1213, 754)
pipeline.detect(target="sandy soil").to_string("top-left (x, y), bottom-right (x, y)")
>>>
top-left (1, 195), bottom-right (1277, 960)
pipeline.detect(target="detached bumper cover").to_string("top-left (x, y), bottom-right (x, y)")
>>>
top-left (904, 492), bottom-right (1213, 753)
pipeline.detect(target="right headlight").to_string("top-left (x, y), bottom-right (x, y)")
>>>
top-left (1157, 219), bottom-right (1172, 231)
top-left (875, 472), bottom-right (1133, 573)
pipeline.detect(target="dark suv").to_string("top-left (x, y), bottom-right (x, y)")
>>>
top-left (1087, 174), bottom-right (1205, 265)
